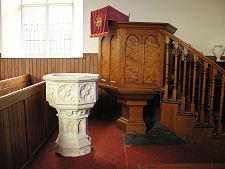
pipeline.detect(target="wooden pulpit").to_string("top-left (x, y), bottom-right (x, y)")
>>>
top-left (98, 22), bottom-right (177, 134)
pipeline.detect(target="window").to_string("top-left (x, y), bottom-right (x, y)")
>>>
top-left (1, 0), bottom-right (83, 58)
top-left (22, 0), bottom-right (73, 57)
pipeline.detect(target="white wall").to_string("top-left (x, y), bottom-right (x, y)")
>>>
top-left (1, 0), bottom-right (22, 57)
top-left (1, 0), bottom-right (224, 57)
top-left (84, 0), bottom-right (225, 56)
top-left (0, 1), bottom-right (2, 53)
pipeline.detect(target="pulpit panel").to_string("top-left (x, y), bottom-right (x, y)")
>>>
top-left (144, 32), bottom-right (164, 87)
top-left (109, 36), bottom-right (119, 83)
top-left (101, 37), bottom-right (110, 80)
top-left (125, 35), bottom-right (139, 83)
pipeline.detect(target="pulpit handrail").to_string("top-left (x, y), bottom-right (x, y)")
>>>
top-left (159, 29), bottom-right (225, 75)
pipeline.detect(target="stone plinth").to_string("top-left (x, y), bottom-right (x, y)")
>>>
top-left (43, 73), bottom-right (100, 157)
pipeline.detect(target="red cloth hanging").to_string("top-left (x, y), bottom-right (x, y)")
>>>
top-left (90, 6), bottom-right (129, 38)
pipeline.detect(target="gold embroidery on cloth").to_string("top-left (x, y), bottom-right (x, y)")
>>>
top-left (95, 16), bottom-right (102, 28)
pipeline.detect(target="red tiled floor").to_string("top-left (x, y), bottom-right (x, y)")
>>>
top-left (125, 145), bottom-right (225, 169)
top-left (29, 115), bottom-right (225, 169)
top-left (29, 115), bottom-right (127, 169)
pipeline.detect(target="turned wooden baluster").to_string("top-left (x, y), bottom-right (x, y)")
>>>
top-left (186, 56), bottom-right (192, 107)
top-left (178, 47), bottom-right (182, 94)
top-left (172, 42), bottom-right (179, 100)
top-left (217, 75), bottom-right (225, 134)
top-left (191, 55), bottom-right (198, 113)
top-left (181, 48), bottom-right (188, 112)
top-left (196, 67), bottom-right (202, 123)
top-left (164, 36), bottom-right (170, 100)
top-left (209, 68), bottom-right (217, 124)
top-left (200, 62), bottom-right (208, 123)
top-left (197, 70), bottom-right (202, 111)
top-left (206, 67), bottom-right (212, 123)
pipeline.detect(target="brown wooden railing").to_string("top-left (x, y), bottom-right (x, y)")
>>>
top-left (160, 29), bottom-right (225, 136)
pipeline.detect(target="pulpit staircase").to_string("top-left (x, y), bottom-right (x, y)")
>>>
top-left (159, 30), bottom-right (225, 145)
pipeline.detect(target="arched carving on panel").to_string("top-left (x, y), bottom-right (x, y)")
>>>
top-left (109, 35), bottom-right (118, 82)
top-left (101, 36), bottom-right (109, 80)
top-left (144, 34), bottom-right (163, 87)
top-left (125, 34), bottom-right (139, 83)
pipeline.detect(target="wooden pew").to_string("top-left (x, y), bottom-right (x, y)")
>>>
top-left (0, 81), bottom-right (57, 169)
top-left (0, 75), bottom-right (31, 96)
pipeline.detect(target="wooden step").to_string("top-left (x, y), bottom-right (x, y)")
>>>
top-left (177, 112), bottom-right (197, 117)
top-left (161, 101), bottom-right (225, 145)
top-left (194, 123), bottom-right (214, 128)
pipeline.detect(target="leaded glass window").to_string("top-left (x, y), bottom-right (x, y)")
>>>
top-left (22, 0), bottom-right (73, 56)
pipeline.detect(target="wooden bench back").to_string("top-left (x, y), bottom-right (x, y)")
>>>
top-left (0, 81), bottom-right (57, 169)
top-left (0, 75), bottom-right (31, 96)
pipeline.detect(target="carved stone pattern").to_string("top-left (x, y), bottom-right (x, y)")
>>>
top-left (79, 83), bottom-right (95, 102)
top-left (109, 36), bottom-right (118, 82)
top-left (58, 84), bottom-right (76, 103)
top-left (74, 110), bottom-right (89, 117)
top-left (78, 119), bottom-right (86, 135)
top-left (101, 37), bottom-right (109, 80)
top-left (144, 34), bottom-right (162, 86)
top-left (125, 35), bottom-right (139, 83)
top-left (47, 82), bottom-right (55, 99)
top-left (58, 110), bottom-right (89, 118)
top-left (59, 118), bottom-right (63, 135)
top-left (58, 110), bottom-right (73, 117)
top-left (66, 120), bottom-right (75, 135)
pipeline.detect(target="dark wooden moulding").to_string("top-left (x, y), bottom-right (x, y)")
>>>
top-left (98, 22), bottom-right (177, 134)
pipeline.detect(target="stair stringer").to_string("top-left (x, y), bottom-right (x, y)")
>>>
top-left (161, 101), bottom-right (225, 145)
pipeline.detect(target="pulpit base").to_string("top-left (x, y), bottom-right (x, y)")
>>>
top-left (100, 85), bottom-right (160, 134)
top-left (117, 100), bottom-right (147, 134)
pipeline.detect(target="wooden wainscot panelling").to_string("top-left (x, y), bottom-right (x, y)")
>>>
top-left (0, 53), bottom-right (98, 84)
top-left (0, 54), bottom-right (116, 128)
